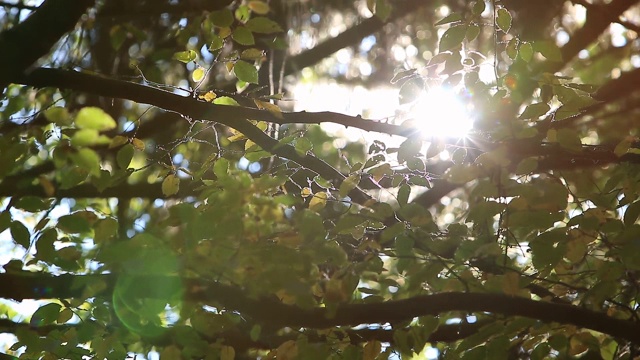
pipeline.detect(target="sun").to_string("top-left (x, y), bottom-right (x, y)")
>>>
top-left (408, 87), bottom-right (474, 139)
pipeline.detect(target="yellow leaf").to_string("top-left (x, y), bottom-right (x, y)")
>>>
top-left (300, 187), bottom-right (312, 197)
top-left (109, 135), bottom-right (129, 149)
top-left (192, 67), bottom-right (205, 82)
top-left (220, 346), bottom-right (235, 360)
top-left (218, 27), bottom-right (231, 38)
top-left (131, 138), bottom-right (145, 151)
top-left (254, 99), bottom-right (284, 120)
top-left (309, 191), bottom-right (328, 212)
top-left (162, 174), bottom-right (180, 196)
top-left (248, 1), bottom-right (270, 15)
top-left (614, 136), bottom-right (636, 157)
top-left (199, 91), bottom-right (217, 102)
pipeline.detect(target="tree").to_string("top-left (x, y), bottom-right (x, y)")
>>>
top-left (0, 0), bottom-right (640, 358)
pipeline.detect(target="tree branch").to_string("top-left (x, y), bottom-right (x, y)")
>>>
top-left (1, 273), bottom-right (638, 344)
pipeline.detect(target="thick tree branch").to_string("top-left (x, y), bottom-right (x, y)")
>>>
top-left (9, 68), bottom-right (373, 204)
top-left (1, 273), bottom-right (638, 344)
top-left (0, 0), bottom-right (94, 87)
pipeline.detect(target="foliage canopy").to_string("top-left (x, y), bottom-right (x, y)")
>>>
top-left (1, 0), bottom-right (640, 359)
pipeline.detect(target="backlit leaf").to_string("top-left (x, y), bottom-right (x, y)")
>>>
top-left (439, 25), bottom-right (467, 52)
top-left (496, 8), bottom-right (512, 33)
top-left (75, 107), bottom-right (117, 131)
top-left (162, 174), bottom-right (180, 196)
top-left (173, 50), bottom-right (197, 63)
top-left (248, 1), bottom-right (270, 15)
top-left (233, 60), bottom-right (259, 84)
top-left (232, 26), bottom-right (255, 45)
top-left (245, 17), bottom-right (283, 34)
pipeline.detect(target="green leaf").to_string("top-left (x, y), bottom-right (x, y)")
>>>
top-left (58, 213), bottom-right (92, 234)
top-left (213, 96), bottom-right (240, 106)
top-left (496, 8), bottom-right (512, 33)
top-left (373, 0), bottom-right (392, 21)
top-left (116, 144), bottom-right (135, 169)
top-left (466, 24), bottom-right (480, 41)
top-left (534, 40), bottom-right (562, 62)
top-left (0, 211), bottom-right (11, 234)
top-left (435, 13), bottom-right (463, 26)
top-left (439, 25), bottom-right (468, 52)
top-left (339, 174), bottom-right (360, 198)
top-left (209, 34), bottom-right (224, 51)
top-left (44, 106), bottom-right (71, 126)
top-left (173, 50), bottom-right (197, 63)
top-left (506, 37), bottom-right (518, 59)
top-left (472, 1), bottom-right (486, 15)
top-left (232, 26), bottom-right (255, 45)
top-left (245, 17), bottom-right (283, 33)
top-left (334, 214), bottom-right (367, 233)
top-left (519, 102), bottom-right (550, 119)
top-left (75, 107), bottom-right (117, 131)
top-left (10, 220), bottom-right (30, 248)
top-left (624, 201), bottom-right (640, 226)
top-left (556, 128), bottom-right (582, 152)
top-left (70, 148), bottom-right (101, 177)
top-left (209, 9), bottom-right (235, 28)
top-left (234, 60), bottom-right (259, 84)
top-left (515, 157), bottom-right (538, 175)
top-left (71, 128), bottom-right (110, 147)
top-left (30, 303), bottom-right (61, 326)
top-left (398, 136), bottom-right (422, 163)
top-left (15, 197), bottom-right (50, 212)
top-left (236, 4), bottom-right (252, 21)
top-left (520, 42), bottom-right (533, 62)
top-left (397, 184), bottom-right (410, 206)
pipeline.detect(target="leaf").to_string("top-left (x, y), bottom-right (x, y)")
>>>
top-left (70, 148), bottom-right (101, 177)
top-left (217, 346), bottom-right (235, 360)
top-left (241, 48), bottom-right (264, 61)
top-left (75, 107), bottom-right (117, 131)
top-left (233, 60), bottom-right (259, 84)
top-left (439, 25), bottom-right (468, 52)
top-left (309, 191), bottom-right (328, 212)
top-left (466, 24), bottom-right (480, 41)
top-left (520, 42), bottom-right (533, 62)
top-left (213, 96), bottom-right (240, 106)
top-left (534, 40), bottom-right (563, 62)
top-left (132, 138), bottom-right (145, 151)
top-left (614, 137), bottom-right (634, 157)
top-left (515, 157), bottom-right (538, 175)
top-left (519, 102), bottom-right (550, 119)
top-left (58, 213), bottom-right (92, 234)
top-left (209, 34), bottom-right (224, 51)
top-left (472, 1), bottom-right (486, 15)
top-left (10, 221), bottom-right (30, 248)
top-left (397, 184), bottom-right (411, 206)
top-left (556, 128), bottom-right (582, 152)
top-left (496, 8), bottom-right (512, 33)
top-left (191, 67), bottom-right (205, 82)
top-left (372, 0), bottom-right (392, 21)
top-left (435, 13), bottom-right (463, 26)
top-left (173, 50), bottom-right (197, 63)
top-left (44, 106), bottom-right (71, 126)
top-left (162, 174), bottom-right (180, 196)
top-left (30, 303), bottom-right (61, 326)
top-left (116, 144), bottom-right (134, 169)
top-left (245, 17), bottom-right (283, 34)
top-left (232, 26), bottom-right (255, 45)
top-left (506, 37), bottom-right (518, 59)
top-left (209, 9), bottom-right (234, 27)
top-left (248, 1), bottom-right (270, 15)
top-left (71, 128), bottom-right (110, 147)
top-left (235, 5), bottom-right (250, 22)
top-left (57, 308), bottom-right (74, 324)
